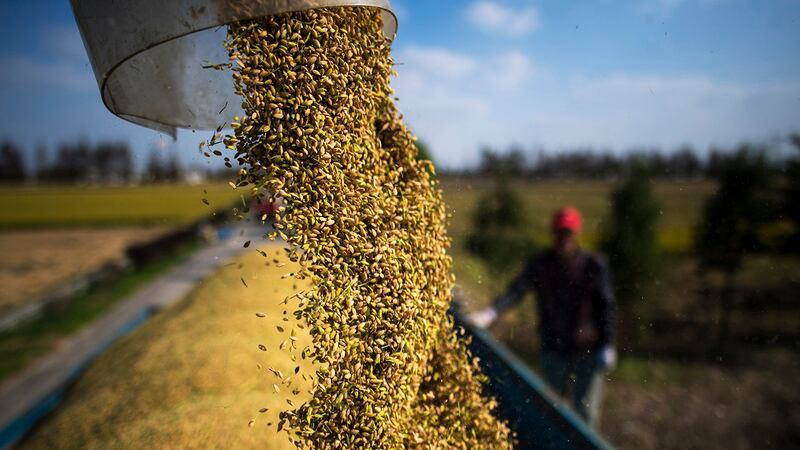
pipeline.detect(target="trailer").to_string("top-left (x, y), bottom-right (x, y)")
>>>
top-left (451, 306), bottom-right (614, 450)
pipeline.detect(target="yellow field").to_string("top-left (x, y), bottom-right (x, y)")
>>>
top-left (0, 184), bottom-right (241, 228)
top-left (20, 245), bottom-right (314, 450)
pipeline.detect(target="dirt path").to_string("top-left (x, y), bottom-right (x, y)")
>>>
top-left (600, 351), bottom-right (800, 450)
top-left (0, 224), bottom-right (265, 448)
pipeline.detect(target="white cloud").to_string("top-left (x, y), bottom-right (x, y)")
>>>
top-left (0, 25), bottom-right (95, 93)
top-left (466, 1), bottom-right (539, 37)
top-left (390, 0), bottom-right (410, 21)
top-left (640, 0), bottom-right (688, 15)
top-left (0, 25), bottom-right (96, 93)
top-left (393, 46), bottom-right (539, 167)
top-left (531, 75), bottom-right (800, 151)
top-left (0, 56), bottom-right (94, 91)
top-left (395, 47), bottom-right (534, 88)
top-left (392, 49), bottom-right (488, 163)
top-left (396, 47), bottom-right (478, 78)
top-left (486, 51), bottom-right (535, 90)
top-left (391, 48), bottom-right (800, 168)
top-left (640, 0), bottom-right (724, 15)
top-left (655, 0), bottom-right (685, 10)
top-left (41, 25), bottom-right (87, 60)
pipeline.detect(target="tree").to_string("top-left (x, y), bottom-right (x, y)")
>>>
top-left (414, 139), bottom-right (437, 177)
top-left (694, 146), bottom-right (777, 344)
top-left (34, 144), bottom-right (49, 182)
top-left (415, 139), bottom-right (433, 163)
top-left (117, 144), bottom-right (134, 183)
top-left (465, 175), bottom-right (537, 276)
top-left (94, 142), bottom-right (134, 184)
top-left (600, 165), bottom-right (661, 344)
top-left (477, 147), bottom-right (526, 177)
top-left (163, 154), bottom-right (182, 182)
top-left (145, 151), bottom-right (165, 183)
top-left (0, 141), bottom-right (26, 183)
top-left (145, 150), bottom-right (181, 183)
top-left (50, 140), bottom-right (93, 183)
top-left (668, 146), bottom-right (702, 178)
top-left (784, 133), bottom-right (800, 253)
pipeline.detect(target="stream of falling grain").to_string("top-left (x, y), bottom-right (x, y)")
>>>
top-left (224, 7), bottom-right (513, 449)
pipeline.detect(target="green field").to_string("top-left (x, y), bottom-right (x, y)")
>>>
top-left (439, 178), bottom-right (717, 305)
top-left (0, 184), bottom-right (242, 228)
top-left (440, 178), bottom-right (716, 253)
top-left (0, 179), bottom-right (713, 238)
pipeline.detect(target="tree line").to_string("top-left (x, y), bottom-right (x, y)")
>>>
top-left (0, 140), bottom-right (232, 184)
top-left (449, 140), bottom-right (795, 180)
top-left (4, 136), bottom-right (796, 184)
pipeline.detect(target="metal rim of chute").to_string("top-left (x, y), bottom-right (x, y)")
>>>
top-left (89, 1), bottom-right (398, 136)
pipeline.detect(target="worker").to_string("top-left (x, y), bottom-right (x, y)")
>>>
top-left (468, 206), bottom-right (617, 427)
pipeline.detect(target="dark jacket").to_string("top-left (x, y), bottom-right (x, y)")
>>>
top-left (492, 249), bottom-right (617, 355)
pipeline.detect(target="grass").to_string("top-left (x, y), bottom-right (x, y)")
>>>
top-left (19, 245), bottom-right (310, 450)
top-left (0, 183), bottom-right (241, 229)
top-left (441, 177), bottom-right (717, 309)
top-left (440, 177), bottom-right (716, 254)
top-left (0, 240), bottom-right (202, 381)
top-left (438, 178), bottom-right (800, 449)
top-left (610, 356), bottom-right (688, 387)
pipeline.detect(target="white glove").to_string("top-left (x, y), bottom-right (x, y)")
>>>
top-left (597, 345), bottom-right (617, 372)
top-left (467, 307), bottom-right (498, 328)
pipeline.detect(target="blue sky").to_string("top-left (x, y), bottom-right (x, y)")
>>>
top-left (1, 0), bottom-right (799, 169)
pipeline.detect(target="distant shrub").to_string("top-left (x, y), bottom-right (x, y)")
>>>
top-left (465, 176), bottom-right (538, 275)
top-left (695, 147), bottom-right (776, 273)
top-left (694, 146), bottom-right (779, 344)
top-left (783, 134), bottom-right (800, 254)
top-left (600, 165), bottom-right (662, 339)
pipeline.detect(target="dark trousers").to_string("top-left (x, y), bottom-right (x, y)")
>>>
top-left (541, 351), bottom-right (605, 427)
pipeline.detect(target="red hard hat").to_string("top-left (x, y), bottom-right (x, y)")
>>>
top-left (552, 206), bottom-right (582, 232)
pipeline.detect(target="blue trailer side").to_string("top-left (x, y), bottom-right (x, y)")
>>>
top-left (451, 308), bottom-right (614, 450)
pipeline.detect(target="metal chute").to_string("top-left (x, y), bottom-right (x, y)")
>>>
top-left (69, 0), bottom-right (397, 137)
